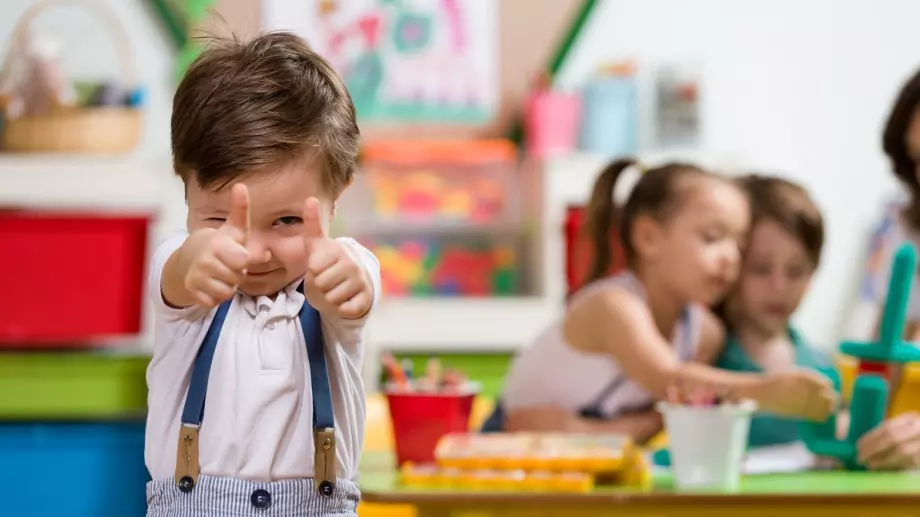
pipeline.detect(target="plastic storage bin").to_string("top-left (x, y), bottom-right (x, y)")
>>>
top-left (0, 421), bottom-right (148, 517)
top-left (386, 387), bottom-right (477, 466)
top-left (353, 140), bottom-right (518, 225)
top-left (0, 352), bottom-right (149, 419)
top-left (368, 236), bottom-right (521, 297)
top-left (0, 210), bottom-right (150, 345)
top-left (524, 88), bottom-right (581, 159)
top-left (564, 206), bottom-right (626, 297)
top-left (578, 66), bottom-right (638, 158)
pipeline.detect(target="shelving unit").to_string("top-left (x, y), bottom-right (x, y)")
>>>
top-left (0, 155), bottom-right (181, 351)
top-left (0, 151), bottom-right (743, 387)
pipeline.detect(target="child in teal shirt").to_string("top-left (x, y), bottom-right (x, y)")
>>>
top-left (715, 175), bottom-right (839, 447)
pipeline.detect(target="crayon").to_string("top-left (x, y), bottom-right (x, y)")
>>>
top-left (401, 358), bottom-right (414, 380)
top-left (382, 352), bottom-right (409, 390)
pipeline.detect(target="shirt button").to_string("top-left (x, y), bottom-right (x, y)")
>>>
top-left (266, 321), bottom-right (276, 330)
top-left (250, 489), bottom-right (272, 509)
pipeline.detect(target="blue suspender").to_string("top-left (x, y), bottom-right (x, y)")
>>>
top-left (174, 284), bottom-right (336, 496)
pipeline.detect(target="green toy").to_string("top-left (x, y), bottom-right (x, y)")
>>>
top-left (802, 243), bottom-right (920, 469)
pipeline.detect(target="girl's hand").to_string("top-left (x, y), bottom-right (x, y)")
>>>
top-left (755, 369), bottom-right (837, 421)
top-left (857, 412), bottom-right (920, 470)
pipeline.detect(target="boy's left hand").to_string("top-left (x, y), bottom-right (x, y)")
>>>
top-left (302, 197), bottom-right (373, 319)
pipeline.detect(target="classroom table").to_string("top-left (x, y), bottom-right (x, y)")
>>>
top-left (358, 453), bottom-right (920, 517)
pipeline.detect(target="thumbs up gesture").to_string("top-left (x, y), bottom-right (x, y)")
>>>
top-left (302, 197), bottom-right (373, 319)
top-left (183, 183), bottom-right (251, 308)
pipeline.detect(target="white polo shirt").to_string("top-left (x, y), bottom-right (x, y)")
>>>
top-left (144, 230), bottom-right (380, 483)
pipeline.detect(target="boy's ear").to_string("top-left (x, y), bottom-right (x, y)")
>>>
top-left (631, 215), bottom-right (665, 260)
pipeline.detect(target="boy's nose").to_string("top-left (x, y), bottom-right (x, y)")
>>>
top-left (246, 238), bottom-right (272, 264)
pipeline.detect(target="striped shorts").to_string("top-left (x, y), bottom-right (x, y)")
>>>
top-left (146, 476), bottom-right (360, 517)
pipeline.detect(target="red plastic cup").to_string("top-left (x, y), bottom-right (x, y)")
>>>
top-left (385, 386), bottom-right (477, 466)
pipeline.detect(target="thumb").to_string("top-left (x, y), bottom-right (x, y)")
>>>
top-left (303, 197), bottom-right (327, 249)
top-left (223, 183), bottom-right (250, 242)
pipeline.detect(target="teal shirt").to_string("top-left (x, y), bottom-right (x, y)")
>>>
top-left (715, 327), bottom-right (835, 447)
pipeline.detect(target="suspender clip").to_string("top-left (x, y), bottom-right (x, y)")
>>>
top-left (174, 424), bottom-right (200, 493)
top-left (314, 427), bottom-right (336, 496)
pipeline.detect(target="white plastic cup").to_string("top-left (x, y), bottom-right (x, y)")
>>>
top-left (656, 399), bottom-right (757, 491)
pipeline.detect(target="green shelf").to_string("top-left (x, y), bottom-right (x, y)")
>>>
top-left (0, 352), bottom-right (150, 420)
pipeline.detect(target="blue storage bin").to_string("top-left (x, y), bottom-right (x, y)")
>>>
top-left (0, 421), bottom-right (148, 517)
top-left (578, 74), bottom-right (639, 158)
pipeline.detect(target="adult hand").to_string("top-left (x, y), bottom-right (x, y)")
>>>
top-left (857, 411), bottom-right (920, 470)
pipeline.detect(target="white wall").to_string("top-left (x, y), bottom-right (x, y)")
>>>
top-left (557, 0), bottom-right (920, 347)
top-left (4, 0), bottom-right (920, 349)
top-left (0, 0), bottom-right (175, 159)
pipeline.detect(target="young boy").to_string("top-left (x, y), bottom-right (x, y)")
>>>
top-left (715, 175), bottom-right (834, 447)
top-left (716, 175), bottom-right (920, 470)
top-left (144, 32), bottom-right (380, 516)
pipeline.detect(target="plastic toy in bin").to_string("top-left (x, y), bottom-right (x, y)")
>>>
top-left (361, 140), bottom-right (517, 224)
top-left (383, 354), bottom-right (478, 466)
top-left (372, 239), bottom-right (518, 296)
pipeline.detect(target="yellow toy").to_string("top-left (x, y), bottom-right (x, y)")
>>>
top-left (398, 432), bottom-right (652, 493)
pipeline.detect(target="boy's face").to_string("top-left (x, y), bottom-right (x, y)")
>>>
top-left (734, 219), bottom-right (815, 335)
top-left (186, 156), bottom-right (333, 297)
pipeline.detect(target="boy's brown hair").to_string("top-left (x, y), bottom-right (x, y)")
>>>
top-left (171, 32), bottom-right (360, 196)
top-left (737, 174), bottom-right (824, 267)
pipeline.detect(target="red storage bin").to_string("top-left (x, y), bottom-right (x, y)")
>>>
top-left (0, 210), bottom-right (151, 345)
top-left (385, 389), bottom-right (476, 466)
top-left (565, 205), bottom-right (626, 298)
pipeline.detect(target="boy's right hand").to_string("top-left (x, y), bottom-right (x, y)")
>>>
top-left (756, 369), bottom-right (837, 421)
top-left (182, 183), bottom-right (251, 308)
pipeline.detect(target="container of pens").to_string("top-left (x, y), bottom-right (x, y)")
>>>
top-left (383, 354), bottom-right (478, 466)
top-left (656, 390), bottom-right (756, 491)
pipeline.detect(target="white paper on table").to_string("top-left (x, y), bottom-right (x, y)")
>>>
top-left (742, 442), bottom-right (820, 474)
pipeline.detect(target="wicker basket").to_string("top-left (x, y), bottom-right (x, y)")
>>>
top-left (0, 0), bottom-right (142, 154)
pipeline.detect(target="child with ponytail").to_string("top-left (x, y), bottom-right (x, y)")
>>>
top-left (481, 159), bottom-right (836, 441)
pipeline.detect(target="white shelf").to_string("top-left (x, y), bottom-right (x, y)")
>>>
top-left (368, 297), bottom-right (557, 352)
top-left (0, 154), bottom-right (174, 210)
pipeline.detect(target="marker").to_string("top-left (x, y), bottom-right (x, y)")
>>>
top-left (382, 352), bottom-right (409, 390)
top-left (400, 358), bottom-right (414, 380)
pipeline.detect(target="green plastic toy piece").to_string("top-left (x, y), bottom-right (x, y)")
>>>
top-left (847, 375), bottom-right (889, 438)
top-left (840, 244), bottom-right (920, 363)
top-left (802, 243), bottom-right (919, 470)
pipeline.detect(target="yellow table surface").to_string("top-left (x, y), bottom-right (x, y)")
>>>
top-left (357, 452), bottom-right (920, 517)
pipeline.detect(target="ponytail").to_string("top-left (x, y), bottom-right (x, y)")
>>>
top-left (584, 158), bottom-right (634, 283)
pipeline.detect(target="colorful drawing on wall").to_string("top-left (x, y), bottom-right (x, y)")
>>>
top-left (262, 0), bottom-right (498, 123)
